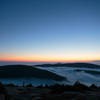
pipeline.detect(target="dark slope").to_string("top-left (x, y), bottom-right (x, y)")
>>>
top-left (75, 69), bottom-right (100, 75)
top-left (35, 63), bottom-right (100, 68)
top-left (0, 65), bottom-right (66, 81)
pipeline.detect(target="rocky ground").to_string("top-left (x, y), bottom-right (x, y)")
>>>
top-left (0, 82), bottom-right (100, 100)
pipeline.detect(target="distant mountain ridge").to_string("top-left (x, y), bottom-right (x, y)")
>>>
top-left (35, 63), bottom-right (100, 68)
top-left (0, 65), bottom-right (66, 81)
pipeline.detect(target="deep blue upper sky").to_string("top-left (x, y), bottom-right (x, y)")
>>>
top-left (0, 0), bottom-right (100, 62)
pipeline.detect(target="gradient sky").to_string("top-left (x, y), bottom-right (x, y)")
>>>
top-left (0, 0), bottom-right (100, 62)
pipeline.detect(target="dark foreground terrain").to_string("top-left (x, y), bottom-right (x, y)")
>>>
top-left (0, 82), bottom-right (100, 100)
top-left (0, 65), bottom-right (66, 81)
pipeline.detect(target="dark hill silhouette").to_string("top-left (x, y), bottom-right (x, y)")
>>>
top-left (35, 63), bottom-right (100, 68)
top-left (0, 65), bottom-right (66, 81)
top-left (75, 69), bottom-right (100, 75)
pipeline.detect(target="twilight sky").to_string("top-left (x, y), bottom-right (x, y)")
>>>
top-left (0, 0), bottom-right (100, 62)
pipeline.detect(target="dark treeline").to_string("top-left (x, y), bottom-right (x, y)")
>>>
top-left (0, 81), bottom-right (100, 100)
top-left (35, 63), bottom-right (100, 68)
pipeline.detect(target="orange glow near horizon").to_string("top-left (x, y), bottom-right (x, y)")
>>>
top-left (0, 56), bottom-right (100, 63)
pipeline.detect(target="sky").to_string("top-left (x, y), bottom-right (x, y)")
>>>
top-left (0, 0), bottom-right (100, 62)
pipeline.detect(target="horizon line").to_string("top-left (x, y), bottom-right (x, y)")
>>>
top-left (0, 59), bottom-right (99, 63)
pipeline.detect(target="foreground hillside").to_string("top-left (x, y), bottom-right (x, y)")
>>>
top-left (0, 65), bottom-right (66, 81)
top-left (0, 82), bottom-right (100, 100)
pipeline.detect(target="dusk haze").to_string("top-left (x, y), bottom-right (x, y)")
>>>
top-left (0, 0), bottom-right (100, 63)
top-left (0, 0), bottom-right (100, 100)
